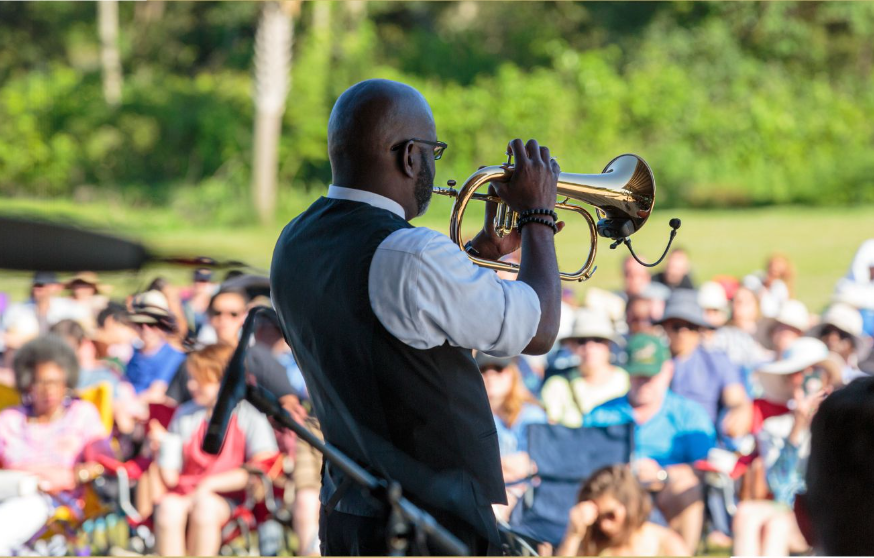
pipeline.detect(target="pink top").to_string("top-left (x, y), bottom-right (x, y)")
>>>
top-left (0, 399), bottom-right (112, 492)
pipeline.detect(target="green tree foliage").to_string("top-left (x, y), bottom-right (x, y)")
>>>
top-left (1, 1), bottom-right (873, 223)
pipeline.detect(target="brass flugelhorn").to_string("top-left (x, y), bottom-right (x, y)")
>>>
top-left (433, 153), bottom-right (663, 282)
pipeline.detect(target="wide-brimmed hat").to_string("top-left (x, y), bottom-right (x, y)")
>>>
top-left (807, 303), bottom-right (864, 350)
top-left (656, 289), bottom-right (714, 330)
top-left (756, 299), bottom-right (811, 350)
top-left (757, 337), bottom-right (839, 376)
top-left (560, 307), bottom-right (624, 346)
top-left (65, 271), bottom-right (111, 294)
top-left (129, 290), bottom-right (177, 332)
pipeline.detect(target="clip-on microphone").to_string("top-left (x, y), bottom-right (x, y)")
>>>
top-left (606, 217), bottom-right (682, 268)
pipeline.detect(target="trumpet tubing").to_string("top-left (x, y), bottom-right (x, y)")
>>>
top-left (432, 154), bottom-right (656, 282)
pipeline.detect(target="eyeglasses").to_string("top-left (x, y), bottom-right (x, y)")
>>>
top-left (389, 138), bottom-right (448, 160)
top-left (480, 365), bottom-right (507, 374)
top-left (33, 378), bottom-right (67, 390)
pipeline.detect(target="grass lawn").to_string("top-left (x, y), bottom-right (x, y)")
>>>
top-left (1, 195), bottom-right (872, 314)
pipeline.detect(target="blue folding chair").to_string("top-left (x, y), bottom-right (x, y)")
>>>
top-left (507, 422), bottom-right (635, 546)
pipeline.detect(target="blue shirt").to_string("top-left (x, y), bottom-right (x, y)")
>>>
top-left (670, 346), bottom-right (743, 425)
top-left (125, 343), bottom-right (186, 394)
top-left (495, 403), bottom-right (548, 456)
top-left (584, 391), bottom-right (715, 466)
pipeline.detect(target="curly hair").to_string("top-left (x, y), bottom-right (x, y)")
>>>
top-left (577, 464), bottom-right (652, 556)
top-left (12, 334), bottom-right (80, 393)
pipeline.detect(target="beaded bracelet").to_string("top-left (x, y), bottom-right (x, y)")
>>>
top-left (518, 216), bottom-right (558, 234)
top-left (520, 208), bottom-right (558, 221)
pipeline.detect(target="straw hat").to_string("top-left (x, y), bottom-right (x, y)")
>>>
top-left (807, 303), bottom-right (864, 350)
top-left (560, 307), bottom-right (624, 346)
top-left (65, 271), bottom-right (111, 294)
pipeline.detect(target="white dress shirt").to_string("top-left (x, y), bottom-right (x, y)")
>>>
top-left (327, 185), bottom-right (541, 357)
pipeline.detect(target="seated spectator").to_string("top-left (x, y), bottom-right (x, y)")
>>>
top-left (166, 288), bottom-right (296, 406)
top-left (658, 290), bottom-right (750, 439)
top-left (0, 336), bottom-right (112, 554)
top-left (805, 376), bottom-right (874, 555)
top-left (620, 256), bottom-right (652, 302)
top-left (808, 303), bottom-right (868, 384)
top-left (181, 268), bottom-right (218, 339)
top-left (733, 338), bottom-right (841, 556)
top-left (64, 272), bottom-right (110, 331)
top-left (652, 248), bottom-right (695, 292)
top-left (556, 464), bottom-right (688, 556)
top-left (744, 254), bottom-right (793, 318)
top-left (125, 290), bottom-right (186, 403)
top-left (1, 272), bottom-right (89, 353)
top-left (150, 344), bottom-right (278, 556)
top-left (708, 286), bottom-right (771, 395)
top-left (541, 309), bottom-right (629, 427)
top-left (92, 301), bottom-right (138, 366)
top-left (478, 352), bottom-right (546, 521)
top-left (50, 319), bottom-right (145, 434)
top-left (625, 295), bottom-right (657, 337)
top-left (759, 299), bottom-right (810, 358)
top-left (584, 334), bottom-right (715, 553)
top-left (698, 281), bottom-right (730, 329)
top-left (833, 238), bottom-right (874, 337)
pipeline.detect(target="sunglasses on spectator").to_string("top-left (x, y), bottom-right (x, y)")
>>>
top-left (390, 138), bottom-right (448, 160)
top-left (210, 309), bottom-right (243, 318)
top-left (663, 321), bottom-right (698, 333)
top-left (480, 365), bottom-right (507, 374)
top-left (567, 337), bottom-right (609, 345)
top-left (821, 325), bottom-right (852, 341)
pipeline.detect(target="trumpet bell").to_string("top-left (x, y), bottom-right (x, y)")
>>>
top-left (432, 153), bottom-right (657, 282)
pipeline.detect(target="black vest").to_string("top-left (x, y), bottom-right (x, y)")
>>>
top-left (270, 197), bottom-right (506, 518)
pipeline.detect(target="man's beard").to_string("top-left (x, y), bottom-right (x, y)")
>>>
top-left (414, 153), bottom-right (434, 217)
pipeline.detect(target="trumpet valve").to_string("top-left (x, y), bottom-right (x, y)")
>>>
top-left (494, 202), bottom-right (518, 238)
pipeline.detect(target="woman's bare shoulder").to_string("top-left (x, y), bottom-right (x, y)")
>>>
top-left (643, 522), bottom-right (690, 556)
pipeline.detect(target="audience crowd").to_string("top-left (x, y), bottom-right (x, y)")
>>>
top-left (0, 239), bottom-right (872, 556)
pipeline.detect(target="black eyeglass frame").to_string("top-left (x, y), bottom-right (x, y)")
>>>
top-left (390, 138), bottom-right (448, 160)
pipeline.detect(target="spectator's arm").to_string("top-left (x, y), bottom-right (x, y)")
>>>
top-left (139, 380), bottom-right (169, 404)
top-left (722, 385), bottom-right (753, 438)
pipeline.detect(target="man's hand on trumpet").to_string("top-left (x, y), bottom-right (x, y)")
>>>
top-left (467, 139), bottom-right (565, 261)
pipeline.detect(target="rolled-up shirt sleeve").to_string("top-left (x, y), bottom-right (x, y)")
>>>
top-left (369, 227), bottom-right (541, 356)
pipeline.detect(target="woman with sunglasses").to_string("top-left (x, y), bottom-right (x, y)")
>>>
top-left (556, 464), bottom-right (688, 556)
top-left (808, 303), bottom-right (867, 384)
top-left (477, 352), bottom-right (546, 521)
top-left (732, 337), bottom-right (843, 556)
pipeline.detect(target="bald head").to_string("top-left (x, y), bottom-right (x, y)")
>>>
top-left (328, 79), bottom-right (435, 188)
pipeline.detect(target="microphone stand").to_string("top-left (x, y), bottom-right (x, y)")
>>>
top-left (232, 307), bottom-right (470, 556)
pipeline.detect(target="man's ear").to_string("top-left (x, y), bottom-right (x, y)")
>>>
top-left (399, 142), bottom-right (416, 179)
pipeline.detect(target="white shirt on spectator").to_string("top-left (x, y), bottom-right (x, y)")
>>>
top-left (327, 186), bottom-right (541, 358)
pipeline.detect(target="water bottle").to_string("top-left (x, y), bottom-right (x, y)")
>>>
top-left (258, 519), bottom-right (284, 556)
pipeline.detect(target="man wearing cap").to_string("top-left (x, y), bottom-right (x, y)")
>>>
top-left (1, 272), bottom-right (89, 353)
top-left (65, 272), bottom-right (110, 328)
top-left (541, 308), bottom-right (629, 427)
top-left (658, 290), bottom-right (750, 439)
top-left (584, 334), bottom-right (715, 553)
top-left (125, 290), bottom-right (186, 402)
top-left (808, 303), bottom-right (869, 384)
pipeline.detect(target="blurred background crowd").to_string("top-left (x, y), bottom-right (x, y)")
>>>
top-left (0, 237), bottom-right (871, 556)
top-left (4, 1), bottom-right (874, 555)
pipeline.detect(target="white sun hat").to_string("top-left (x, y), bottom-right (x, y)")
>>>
top-left (758, 337), bottom-right (835, 376)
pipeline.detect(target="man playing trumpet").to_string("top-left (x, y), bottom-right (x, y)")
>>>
top-left (270, 78), bottom-right (562, 555)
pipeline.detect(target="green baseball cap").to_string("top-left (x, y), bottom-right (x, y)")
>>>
top-left (625, 334), bottom-right (670, 377)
